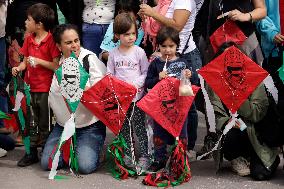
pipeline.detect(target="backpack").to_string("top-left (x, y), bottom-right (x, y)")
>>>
top-left (255, 96), bottom-right (284, 147)
top-left (82, 54), bottom-right (91, 74)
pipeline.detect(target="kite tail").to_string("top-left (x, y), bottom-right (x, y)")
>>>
top-left (69, 134), bottom-right (79, 176)
top-left (13, 77), bottom-right (31, 154)
top-left (143, 140), bottom-right (191, 187)
top-left (49, 115), bottom-right (76, 179)
top-left (0, 110), bottom-right (11, 120)
top-left (198, 74), bottom-right (216, 133)
top-left (107, 134), bottom-right (137, 180)
top-left (263, 75), bottom-right (278, 104)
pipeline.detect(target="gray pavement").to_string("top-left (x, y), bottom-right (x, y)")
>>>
top-left (1, 113), bottom-right (284, 189)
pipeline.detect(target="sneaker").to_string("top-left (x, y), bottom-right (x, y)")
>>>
top-left (186, 150), bottom-right (196, 162)
top-left (250, 155), bottom-right (280, 181)
top-left (17, 148), bottom-right (39, 167)
top-left (148, 160), bottom-right (166, 172)
top-left (123, 156), bottom-right (135, 169)
top-left (0, 148), bottom-right (7, 158)
top-left (137, 157), bottom-right (151, 172)
top-left (231, 157), bottom-right (250, 176)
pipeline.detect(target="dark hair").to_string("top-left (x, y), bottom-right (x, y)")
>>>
top-left (214, 41), bottom-right (239, 58)
top-left (26, 3), bottom-right (55, 31)
top-left (53, 24), bottom-right (79, 44)
top-left (0, 0), bottom-right (6, 6)
top-left (113, 12), bottom-right (137, 43)
top-left (156, 26), bottom-right (180, 46)
top-left (118, 0), bottom-right (140, 15)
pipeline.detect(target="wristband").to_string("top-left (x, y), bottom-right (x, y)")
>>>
top-left (249, 12), bottom-right (253, 23)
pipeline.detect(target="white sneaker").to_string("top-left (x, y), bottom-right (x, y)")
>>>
top-left (0, 148), bottom-right (7, 158)
top-left (186, 150), bottom-right (197, 162)
top-left (123, 156), bottom-right (135, 169)
top-left (231, 157), bottom-right (250, 176)
top-left (137, 157), bottom-right (151, 172)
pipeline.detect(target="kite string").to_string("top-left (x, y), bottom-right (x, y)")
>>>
top-left (80, 94), bottom-right (136, 104)
top-left (218, 0), bottom-right (228, 43)
top-left (108, 75), bottom-right (140, 174)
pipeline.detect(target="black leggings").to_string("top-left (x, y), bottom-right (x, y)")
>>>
top-left (222, 128), bottom-right (279, 180)
top-left (222, 128), bottom-right (253, 161)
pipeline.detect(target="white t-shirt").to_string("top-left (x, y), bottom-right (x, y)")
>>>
top-left (165, 0), bottom-right (197, 54)
top-left (0, 3), bottom-right (7, 38)
top-left (83, 0), bottom-right (116, 24)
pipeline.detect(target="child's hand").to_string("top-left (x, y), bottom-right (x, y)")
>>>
top-left (159, 71), bottom-right (167, 80)
top-left (12, 67), bottom-right (20, 76)
top-left (184, 69), bottom-right (192, 78)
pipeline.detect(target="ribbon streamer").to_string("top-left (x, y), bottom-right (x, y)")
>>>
top-left (263, 75), bottom-right (278, 104)
top-left (143, 140), bottom-right (191, 187)
top-left (12, 91), bottom-right (24, 111)
top-left (49, 114), bottom-right (76, 179)
top-left (197, 112), bottom-right (243, 160)
top-left (198, 74), bottom-right (216, 133)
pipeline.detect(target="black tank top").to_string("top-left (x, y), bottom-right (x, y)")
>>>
top-left (210, 0), bottom-right (254, 37)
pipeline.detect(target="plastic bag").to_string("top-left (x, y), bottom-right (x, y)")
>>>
top-left (179, 70), bottom-right (194, 96)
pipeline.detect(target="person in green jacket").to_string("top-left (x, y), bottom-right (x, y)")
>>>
top-left (207, 43), bottom-right (280, 181)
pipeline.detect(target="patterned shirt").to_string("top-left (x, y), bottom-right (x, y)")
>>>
top-left (83, 0), bottom-right (115, 24)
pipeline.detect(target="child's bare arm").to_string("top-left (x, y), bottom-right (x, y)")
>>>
top-left (29, 56), bottom-right (60, 71)
top-left (12, 57), bottom-right (27, 76)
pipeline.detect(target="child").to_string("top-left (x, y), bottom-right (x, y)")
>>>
top-left (107, 12), bottom-right (150, 171)
top-left (11, 3), bottom-right (60, 167)
top-left (100, 0), bottom-right (144, 63)
top-left (145, 26), bottom-right (192, 171)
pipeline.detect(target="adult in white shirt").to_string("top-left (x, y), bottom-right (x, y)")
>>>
top-left (41, 24), bottom-right (107, 174)
top-left (82, 0), bottom-right (118, 56)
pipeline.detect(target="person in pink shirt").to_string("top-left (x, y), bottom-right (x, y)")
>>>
top-left (107, 12), bottom-right (150, 172)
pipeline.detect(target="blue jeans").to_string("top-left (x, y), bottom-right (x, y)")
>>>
top-left (181, 48), bottom-right (202, 150)
top-left (0, 134), bottom-right (15, 151)
top-left (41, 121), bottom-right (106, 174)
top-left (153, 118), bottom-right (188, 161)
top-left (0, 37), bottom-right (7, 128)
top-left (82, 23), bottom-right (109, 56)
top-left (187, 103), bottom-right (198, 150)
top-left (181, 48), bottom-right (202, 86)
top-left (0, 37), bottom-right (6, 88)
top-left (0, 95), bottom-right (8, 128)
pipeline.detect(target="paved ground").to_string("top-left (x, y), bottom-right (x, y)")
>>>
top-left (1, 113), bottom-right (284, 189)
